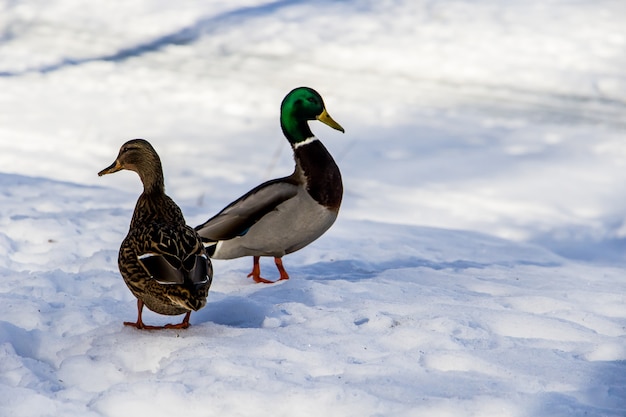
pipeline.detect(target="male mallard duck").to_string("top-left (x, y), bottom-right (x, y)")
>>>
top-left (195, 87), bottom-right (344, 283)
top-left (99, 139), bottom-right (212, 329)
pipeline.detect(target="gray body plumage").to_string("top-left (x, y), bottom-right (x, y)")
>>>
top-left (211, 185), bottom-right (338, 259)
top-left (195, 138), bottom-right (342, 261)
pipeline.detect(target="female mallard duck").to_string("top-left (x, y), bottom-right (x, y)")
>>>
top-left (195, 87), bottom-right (344, 284)
top-left (99, 139), bottom-right (212, 329)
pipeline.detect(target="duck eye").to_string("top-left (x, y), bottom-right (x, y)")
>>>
top-left (307, 97), bottom-right (316, 103)
top-left (122, 145), bottom-right (137, 153)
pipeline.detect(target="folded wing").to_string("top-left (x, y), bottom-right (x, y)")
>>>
top-left (195, 178), bottom-right (299, 241)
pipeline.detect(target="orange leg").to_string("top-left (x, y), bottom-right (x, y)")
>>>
top-left (247, 256), bottom-right (278, 284)
top-left (124, 299), bottom-right (191, 330)
top-left (164, 311), bottom-right (191, 329)
top-left (274, 257), bottom-right (290, 281)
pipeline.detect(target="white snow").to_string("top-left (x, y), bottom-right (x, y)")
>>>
top-left (1, 0), bottom-right (626, 416)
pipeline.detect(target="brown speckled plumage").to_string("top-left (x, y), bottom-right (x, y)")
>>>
top-left (99, 139), bottom-right (212, 329)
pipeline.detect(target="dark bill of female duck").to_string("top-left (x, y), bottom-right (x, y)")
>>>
top-left (98, 160), bottom-right (122, 176)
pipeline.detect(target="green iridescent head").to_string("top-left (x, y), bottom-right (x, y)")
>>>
top-left (280, 87), bottom-right (344, 145)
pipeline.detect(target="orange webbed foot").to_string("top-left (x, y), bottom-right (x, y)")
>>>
top-left (246, 256), bottom-right (291, 284)
top-left (247, 256), bottom-right (276, 284)
top-left (274, 257), bottom-right (290, 281)
top-left (124, 301), bottom-right (191, 330)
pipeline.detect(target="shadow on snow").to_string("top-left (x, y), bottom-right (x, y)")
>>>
top-left (0, 0), bottom-right (311, 77)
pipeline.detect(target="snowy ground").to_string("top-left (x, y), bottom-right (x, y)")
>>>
top-left (1, 0), bottom-right (626, 416)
